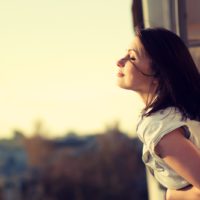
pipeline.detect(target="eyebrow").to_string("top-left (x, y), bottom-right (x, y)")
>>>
top-left (127, 48), bottom-right (139, 56)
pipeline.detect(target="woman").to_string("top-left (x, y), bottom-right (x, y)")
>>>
top-left (116, 27), bottom-right (200, 200)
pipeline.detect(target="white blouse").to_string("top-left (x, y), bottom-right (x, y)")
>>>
top-left (136, 107), bottom-right (200, 189)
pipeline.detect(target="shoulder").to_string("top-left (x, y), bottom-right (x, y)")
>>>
top-left (137, 107), bottom-right (187, 148)
top-left (146, 107), bottom-right (183, 122)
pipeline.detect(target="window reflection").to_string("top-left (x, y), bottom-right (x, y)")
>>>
top-left (186, 0), bottom-right (200, 43)
top-left (190, 47), bottom-right (200, 71)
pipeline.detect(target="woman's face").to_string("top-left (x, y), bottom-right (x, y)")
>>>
top-left (116, 36), bottom-right (157, 95)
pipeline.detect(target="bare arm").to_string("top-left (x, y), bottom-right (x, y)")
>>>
top-left (166, 185), bottom-right (200, 200)
top-left (155, 127), bottom-right (200, 200)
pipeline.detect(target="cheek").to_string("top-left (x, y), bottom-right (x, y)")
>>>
top-left (125, 66), bottom-right (151, 90)
top-left (125, 66), bottom-right (141, 83)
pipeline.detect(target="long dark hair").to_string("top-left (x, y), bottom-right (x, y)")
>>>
top-left (136, 27), bottom-right (200, 121)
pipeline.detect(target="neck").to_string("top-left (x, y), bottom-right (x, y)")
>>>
top-left (138, 84), bottom-right (157, 106)
top-left (138, 92), bottom-right (155, 105)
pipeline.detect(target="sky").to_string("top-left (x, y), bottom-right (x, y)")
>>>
top-left (0, 0), bottom-right (144, 138)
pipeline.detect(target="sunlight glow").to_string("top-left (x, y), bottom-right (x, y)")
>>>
top-left (0, 0), bottom-right (143, 138)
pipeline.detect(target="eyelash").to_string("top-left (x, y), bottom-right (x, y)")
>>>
top-left (128, 55), bottom-right (136, 61)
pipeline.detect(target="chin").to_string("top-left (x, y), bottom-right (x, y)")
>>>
top-left (118, 85), bottom-right (141, 93)
top-left (117, 82), bottom-right (132, 90)
top-left (117, 78), bottom-right (138, 90)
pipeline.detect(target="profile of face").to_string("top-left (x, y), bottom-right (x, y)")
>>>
top-left (116, 36), bottom-right (157, 96)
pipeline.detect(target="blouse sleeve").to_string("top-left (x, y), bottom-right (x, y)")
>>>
top-left (139, 107), bottom-right (189, 155)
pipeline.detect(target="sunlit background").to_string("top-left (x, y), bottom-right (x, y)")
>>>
top-left (1, 1), bottom-right (200, 200)
top-left (0, 0), bottom-right (144, 138)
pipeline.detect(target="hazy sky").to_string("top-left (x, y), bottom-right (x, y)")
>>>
top-left (0, 0), bottom-right (144, 138)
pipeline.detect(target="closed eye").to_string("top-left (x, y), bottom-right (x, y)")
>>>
top-left (129, 56), bottom-right (136, 61)
top-left (122, 55), bottom-right (136, 62)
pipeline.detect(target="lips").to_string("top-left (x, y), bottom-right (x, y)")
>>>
top-left (117, 71), bottom-right (125, 77)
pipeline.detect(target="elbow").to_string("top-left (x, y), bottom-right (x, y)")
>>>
top-left (195, 185), bottom-right (200, 191)
top-left (193, 184), bottom-right (200, 196)
top-left (194, 179), bottom-right (200, 191)
top-left (192, 182), bottom-right (200, 192)
top-left (191, 175), bottom-right (200, 191)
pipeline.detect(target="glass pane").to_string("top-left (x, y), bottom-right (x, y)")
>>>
top-left (186, 0), bottom-right (200, 42)
top-left (189, 47), bottom-right (200, 71)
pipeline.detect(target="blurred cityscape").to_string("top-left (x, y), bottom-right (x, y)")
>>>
top-left (0, 123), bottom-right (148, 200)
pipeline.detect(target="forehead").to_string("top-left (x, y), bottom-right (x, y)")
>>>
top-left (128, 36), bottom-right (146, 57)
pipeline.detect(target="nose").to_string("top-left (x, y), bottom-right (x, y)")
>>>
top-left (117, 58), bottom-right (126, 68)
